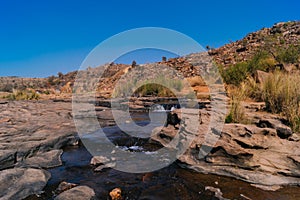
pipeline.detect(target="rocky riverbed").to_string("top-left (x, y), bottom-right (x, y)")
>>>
top-left (152, 102), bottom-right (300, 191)
top-left (0, 98), bottom-right (299, 199)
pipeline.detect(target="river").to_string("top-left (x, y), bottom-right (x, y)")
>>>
top-left (26, 112), bottom-right (300, 200)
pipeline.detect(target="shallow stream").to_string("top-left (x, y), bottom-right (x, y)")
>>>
top-left (26, 112), bottom-right (300, 200)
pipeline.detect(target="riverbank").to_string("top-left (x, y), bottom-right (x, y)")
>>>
top-left (0, 98), bottom-right (299, 199)
top-left (25, 144), bottom-right (300, 200)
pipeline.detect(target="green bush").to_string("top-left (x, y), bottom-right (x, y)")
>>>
top-left (247, 51), bottom-right (276, 73)
top-left (113, 75), bottom-right (183, 97)
top-left (276, 44), bottom-right (300, 64)
top-left (221, 62), bottom-right (248, 85)
top-left (133, 83), bottom-right (176, 97)
top-left (221, 51), bottom-right (278, 86)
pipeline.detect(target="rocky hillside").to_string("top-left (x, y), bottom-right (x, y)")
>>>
top-left (209, 21), bottom-right (300, 68)
top-left (208, 21), bottom-right (300, 66)
top-left (0, 21), bottom-right (299, 97)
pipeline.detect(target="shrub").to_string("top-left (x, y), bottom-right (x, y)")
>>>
top-left (225, 84), bottom-right (247, 123)
top-left (221, 62), bottom-right (248, 85)
top-left (276, 44), bottom-right (300, 64)
top-left (44, 90), bottom-right (51, 95)
top-left (220, 51), bottom-right (277, 86)
top-left (58, 72), bottom-right (64, 78)
top-left (133, 83), bottom-right (176, 97)
top-left (6, 89), bottom-right (40, 100)
top-left (47, 76), bottom-right (56, 86)
top-left (247, 52), bottom-right (276, 73)
top-left (113, 74), bottom-right (184, 98)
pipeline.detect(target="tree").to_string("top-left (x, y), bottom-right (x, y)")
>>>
top-left (131, 60), bottom-right (137, 67)
top-left (58, 72), bottom-right (63, 78)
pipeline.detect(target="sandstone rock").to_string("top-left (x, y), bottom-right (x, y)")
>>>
top-left (0, 100), bottom-right (79, 170)
top-left (289, 133), bottom-right (300, 142)
top-left (283, 63), bottom-right (296, 72)
top-left (16, 149), bottom-right (63, 168)
top-left (288, 155), bottom-right (300, 167)
top-left (90, 156), bottom-right (111, 166)
top-left (54, 186), bottom-right (96, 200)
top-left (243, 102), bottom-right (265, 112)
top-left (0, 118), bottom-right (11, 123)
top-left (0, 150), bottom-right (16, 170)
top-left (56, 181), bottom-right (78, 193)
top-left (254, 70), bottom-right (269, 83)
top-left (0, 168), bottom-right (50, 200)
top-left (205, 186), bottom-right (229, 200)
top-left (109, 188), bottom-right (122, 200)
top-left (257, 119), bottom-right (293, 139)
top-left (94, 162), bottom-right (116, 172)
top-left (250, 184), bottom-right (282, 191)
top-left (153, 107), bottom-right (300, 189)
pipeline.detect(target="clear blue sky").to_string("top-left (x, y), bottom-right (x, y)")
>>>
top-left (0, 0), bottom-right (299, 77)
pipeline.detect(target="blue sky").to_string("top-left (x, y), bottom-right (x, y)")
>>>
top-left (0, 0), bottom-right (299, 77)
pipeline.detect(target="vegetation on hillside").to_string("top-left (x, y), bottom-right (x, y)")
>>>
top-left (112, 74), bottom-right (184, 97)
top-left (5, 89), bottom-right (40, 100)
top-left (220, 44), bottom-right (300, 86)
top-left (224, 67), bottom-right (300, 132)
top-left (219, 21), bottom-right (300, 132)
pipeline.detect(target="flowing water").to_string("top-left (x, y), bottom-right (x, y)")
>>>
top-left (26, 112), bottom-right (300, 200)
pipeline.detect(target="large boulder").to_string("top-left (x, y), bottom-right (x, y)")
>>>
top-left (0, 168), bottom-right (50, 200)
top-left (254, 70), bottom-right (269, 83)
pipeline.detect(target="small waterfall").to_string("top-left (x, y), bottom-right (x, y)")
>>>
top-left (151, 104), bottom-right (180, 112)
top-left (151, 104), bottom-right (166, 112)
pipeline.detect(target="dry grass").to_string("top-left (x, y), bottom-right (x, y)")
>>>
top-left (242, 70), bottom-right (300, 132)
top-left (262, 71), bottom-right (300, 132)
top-left (5, 89), bottom-right (40, 100)
top-left (225, 84), bottom-right (247, 123)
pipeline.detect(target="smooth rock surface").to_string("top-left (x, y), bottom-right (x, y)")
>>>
top-left (0, 99), bottom-right (116, 169)
top-left (0, 168), bottom-right (50, 200)
top-left (54, 186), bottom-right (96, 200)
top-left (16, 149), bottom-right (63, 168)
top-left (0, 100), bottom-right (78, 168)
